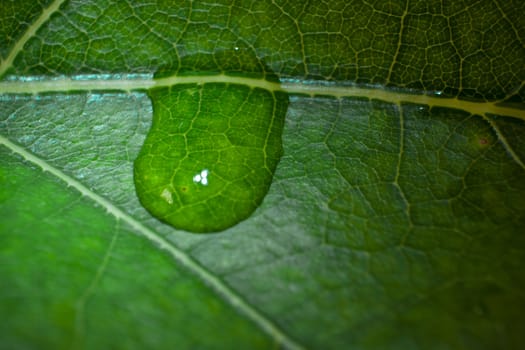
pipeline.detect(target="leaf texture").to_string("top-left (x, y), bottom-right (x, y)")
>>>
top-left (1, 0), bottom-right (524, 349)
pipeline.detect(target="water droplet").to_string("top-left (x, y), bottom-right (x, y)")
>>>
top-left (134, 82), bottom-right (288, 233)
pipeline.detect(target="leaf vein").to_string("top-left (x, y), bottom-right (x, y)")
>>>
top-left (482, 114), bottom-right (525, 171)
top-left (0, 0), bottom-right (68, 77)
top-left (0, 75), bottom-right (524, 122)
top-left (0, 135), bottom-right (305, 350)
top-left (385, 0), bottom-right (409, 84)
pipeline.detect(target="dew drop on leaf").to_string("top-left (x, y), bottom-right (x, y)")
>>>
top-left (134, 82), bottom-right (288, 233)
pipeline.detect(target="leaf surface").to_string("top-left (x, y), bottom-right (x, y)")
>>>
top-left (1, 0), bottom-right (524, 349)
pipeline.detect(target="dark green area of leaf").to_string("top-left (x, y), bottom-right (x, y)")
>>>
top-left (4, 0), bottom-right (524, 100)
top-left (0, 0), bottom-right (52, 60)
top-left (0, 151), bottom-right (274, 350)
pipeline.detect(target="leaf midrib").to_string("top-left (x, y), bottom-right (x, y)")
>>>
top-left (1, 75), bottom-right (524, 123)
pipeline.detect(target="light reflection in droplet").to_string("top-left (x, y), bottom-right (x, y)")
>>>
top-left (193, 169), bottom-right (209, 186)
top-left (160, 187), bottom-right (173, 204)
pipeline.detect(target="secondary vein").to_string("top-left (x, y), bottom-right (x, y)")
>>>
top-left (0, 134), bottom-right (305, 350)
top-left (482, 115), bottom-right (525, 171)
top-left (0, 0), bottom-right (68, 77)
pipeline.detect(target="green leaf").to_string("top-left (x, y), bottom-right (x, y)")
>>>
top-left (1, 0), bottom-right (524, 349)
